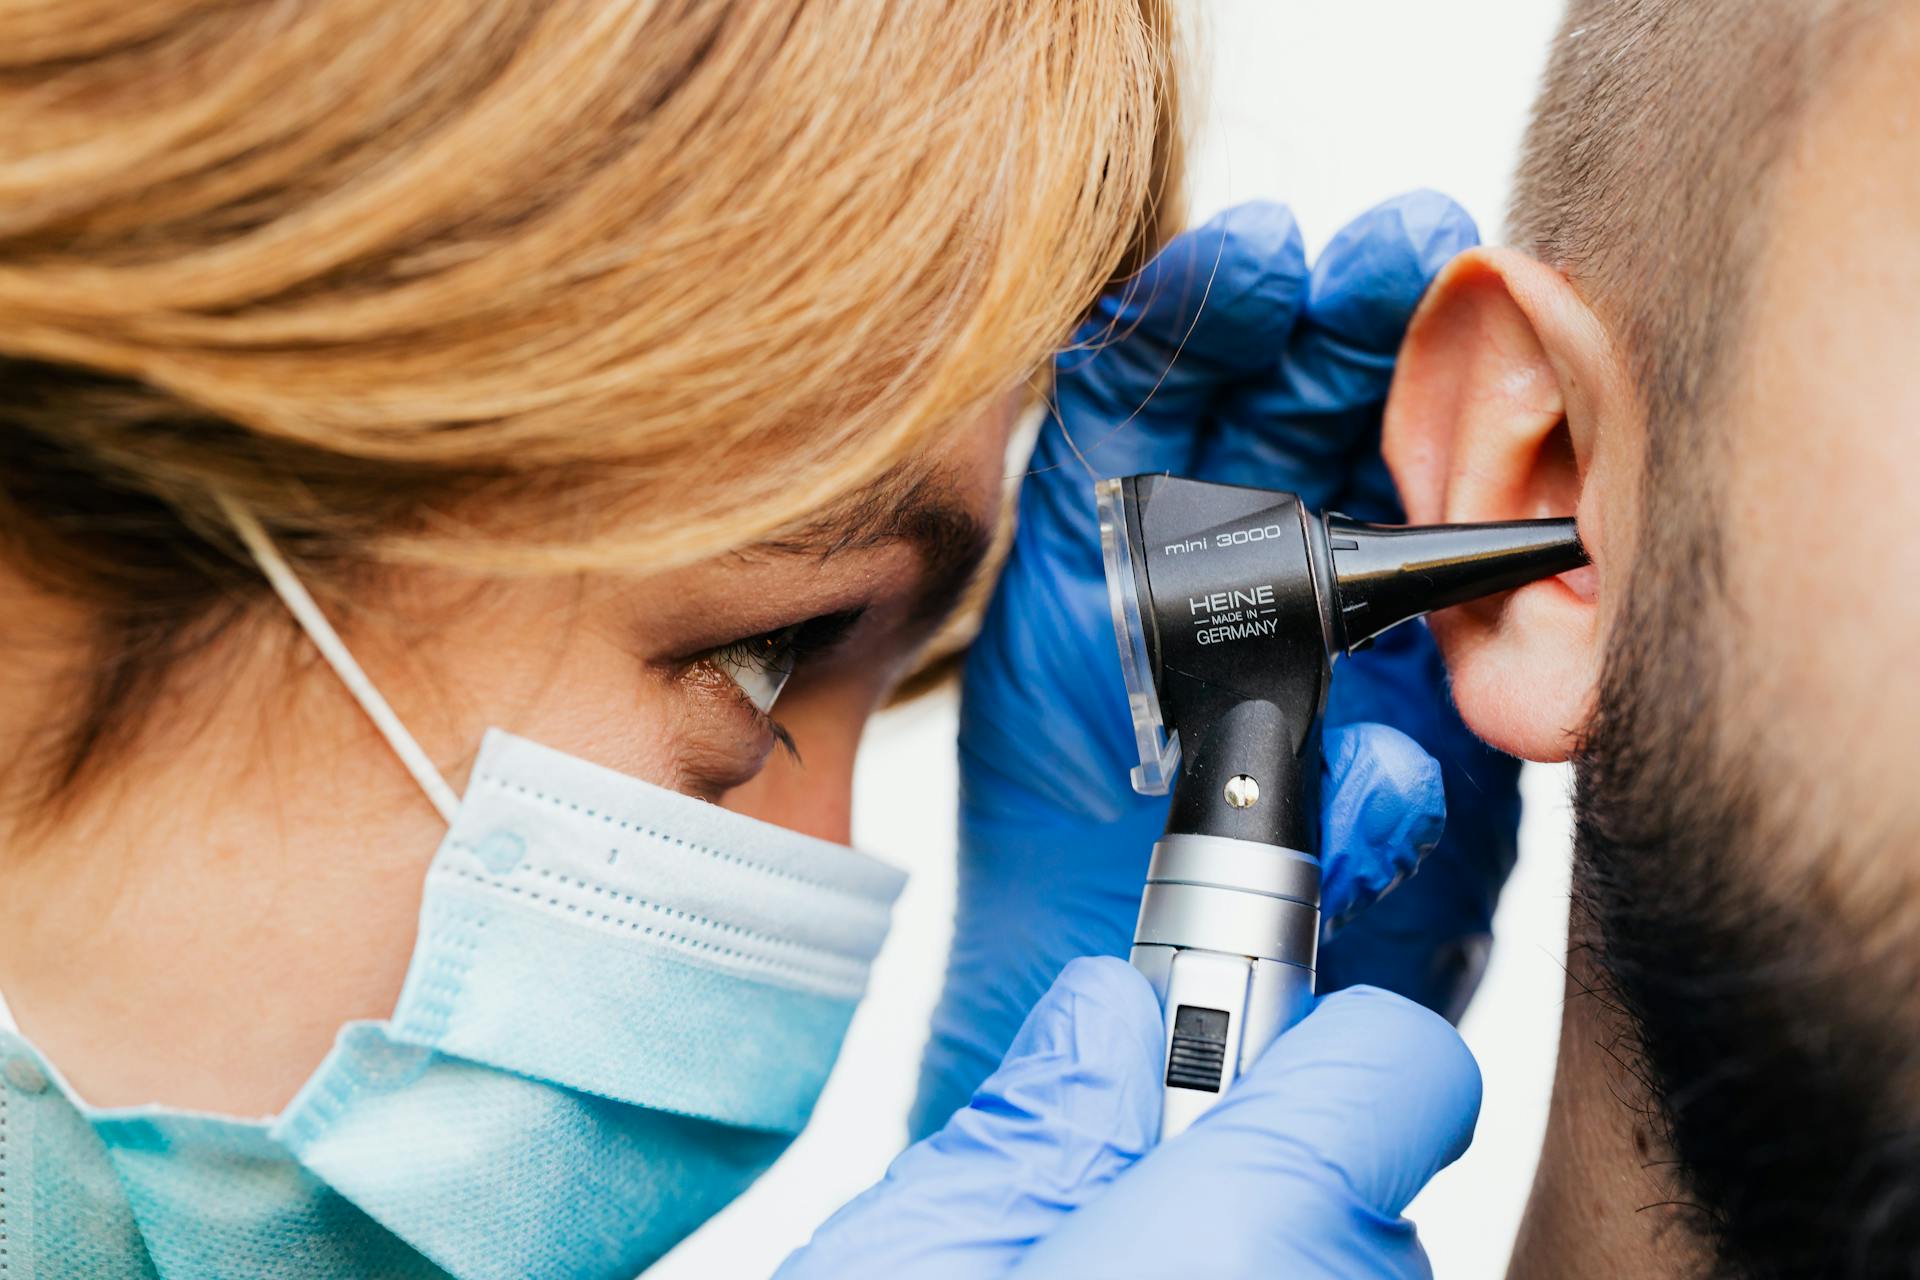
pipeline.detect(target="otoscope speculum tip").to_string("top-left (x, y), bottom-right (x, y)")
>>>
top-left (1322, 512), bottom-right (1588, 653)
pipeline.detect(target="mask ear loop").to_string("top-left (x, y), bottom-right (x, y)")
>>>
top-left (215, 494), bottom-right (462, 825)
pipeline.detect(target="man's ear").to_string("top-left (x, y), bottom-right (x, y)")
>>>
top-left (1383, 247), bottom-right (1630, 763)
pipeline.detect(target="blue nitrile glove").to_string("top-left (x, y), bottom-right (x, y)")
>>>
top-left (915, 193), bottom-right (1522, 1138)
top-left (780, 958), bottom-right (1479, 1280)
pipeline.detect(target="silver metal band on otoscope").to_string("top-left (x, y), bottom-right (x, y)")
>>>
top-left (1133, 832), bottom-right (1320, 964)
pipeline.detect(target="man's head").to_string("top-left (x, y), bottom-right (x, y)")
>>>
top-left (1382, 0), bottom-right (1920, 1273)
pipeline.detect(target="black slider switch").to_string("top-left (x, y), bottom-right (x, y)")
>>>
top-left (1165, 1005), bottom-right (1230, 1093)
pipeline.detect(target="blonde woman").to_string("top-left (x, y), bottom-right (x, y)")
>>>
top-left (0, 2), bottom-right (1508, 1276)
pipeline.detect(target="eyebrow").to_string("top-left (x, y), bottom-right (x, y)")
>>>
top-left (751, 468), bottom-right (995, 626)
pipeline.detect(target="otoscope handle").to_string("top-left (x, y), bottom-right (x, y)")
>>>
top-left (1130, 832), bottom-right (1320, 1138)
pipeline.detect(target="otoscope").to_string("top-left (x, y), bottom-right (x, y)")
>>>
top-left (1096, 475), bottom-right (1587, 1138)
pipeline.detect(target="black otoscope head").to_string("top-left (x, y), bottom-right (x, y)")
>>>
top-left (1097, 474), bottom-right (1587, 854)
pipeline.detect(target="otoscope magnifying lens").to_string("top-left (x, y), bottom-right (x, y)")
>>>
top-left (1096, 477), bottom-right (1180, 796)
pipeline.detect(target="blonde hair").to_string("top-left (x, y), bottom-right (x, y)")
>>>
top-left (0, 0), bottom-right (1181, 795)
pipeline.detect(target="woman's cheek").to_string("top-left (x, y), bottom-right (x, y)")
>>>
top-left (721, 677), bottom-right (877, 841)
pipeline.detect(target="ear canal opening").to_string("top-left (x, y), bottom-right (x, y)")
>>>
top-left (1529, 417), bottom-right (1582, 520)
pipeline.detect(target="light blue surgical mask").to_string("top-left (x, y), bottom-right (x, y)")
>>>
top-left (0, 501), bottom-right (904, 1280)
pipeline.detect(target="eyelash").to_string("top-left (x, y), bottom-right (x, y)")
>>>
top-left (703, 607), bottom-right (867, 754)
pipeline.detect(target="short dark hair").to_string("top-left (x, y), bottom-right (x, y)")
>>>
top-left (1510, 0), bottom-right (1881, 455)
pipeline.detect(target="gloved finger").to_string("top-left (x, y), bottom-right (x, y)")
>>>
top-left (777, 957), bottom-right (1163, 1280)
top-left (1317, 880), bottom-right (1493, 1026)
top-left (1037, 200), bottom-right (1309, 481)
top-left (1186, 986), bottom-right (1479, 1219)
top-left (1318, 625), bottom-right (1523, 1020)
top-left (1319, 721), bottom-right (1445, 933)
top-left (1013, 987), bottom-right (1479, 1279)
top-left (1201, 191), bottom-right (1479, 509)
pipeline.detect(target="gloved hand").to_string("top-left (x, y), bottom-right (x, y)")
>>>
top-left (781, 958), bottom-right (1479, 1280)
top-left (915, 193), bottom-right (1521, 1137)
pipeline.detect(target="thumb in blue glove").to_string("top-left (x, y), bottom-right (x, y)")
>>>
top-left (778, 957), bottom-right (1478, 1280)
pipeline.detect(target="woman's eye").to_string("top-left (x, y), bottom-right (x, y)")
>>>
top-left (709, 625), bottom-right (802, 715)
top-left (702, 607), bottom-right (867, 716)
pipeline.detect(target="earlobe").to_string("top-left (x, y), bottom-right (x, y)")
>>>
top-left (1381, 248), bottom-right (1623, 763)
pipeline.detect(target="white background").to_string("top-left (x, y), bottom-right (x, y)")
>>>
top-left (656, 3), bottom-right (1570, 1276)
